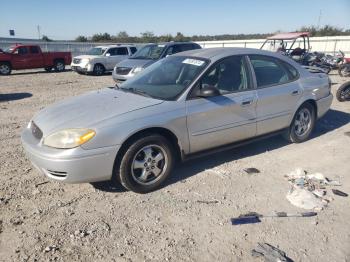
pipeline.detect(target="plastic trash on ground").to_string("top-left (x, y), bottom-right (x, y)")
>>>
top-left (285, 168), bottom-right (343, 210)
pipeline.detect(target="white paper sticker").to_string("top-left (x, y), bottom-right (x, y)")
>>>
top-left (182, 58), bottom-right (205, 66)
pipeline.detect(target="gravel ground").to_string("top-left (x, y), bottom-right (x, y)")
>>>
top-left (0, 68), bottom-right (349, 262)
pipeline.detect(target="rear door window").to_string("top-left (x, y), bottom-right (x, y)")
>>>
top-left (30, 46), bottom-right (40, 54)
top-left (180, 44), bottom-right (194, 52)
top-left (249, 55), bottom-right (291, 87)
top-left (130, 47), bottom-right (137, 54)
top-left (116, 47), bottom-right (128, 55)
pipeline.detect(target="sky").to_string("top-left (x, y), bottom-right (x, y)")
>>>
top-left (1, 0), bottom-right (349, 40)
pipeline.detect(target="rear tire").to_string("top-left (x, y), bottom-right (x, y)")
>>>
top-left (283, 103), bottom-right (316, 143)
top-left (0, 62), bottom-right (11, 75)
top-left (44, 67), bottom-right (52, 72)
top-left (114, 134), bottom-right (174, 193)
top-left (93, 64), bottom-right (105, 76)
top-left (54, 60), bottom-right (65, 72)
top-left (336, 82), bottom-right (350, 102)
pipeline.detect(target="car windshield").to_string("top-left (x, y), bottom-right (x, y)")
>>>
top-left (119, 56), bottom-right (208, 101)
top-left (86, 47), bottom-right (106, 56)
top-left (3, 47), bottom-right (15, 53)
top-left (130, 44), bottom-right (165, 60)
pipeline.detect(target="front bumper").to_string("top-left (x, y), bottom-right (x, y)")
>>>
top-left (112, 69), bottom-right (135, 83)
top-left (21, 127), bottom-right (119, 183)
top-left (71, 63), bottom-right (93, 73)
top-left (316, 93), bottom-right (333, 118)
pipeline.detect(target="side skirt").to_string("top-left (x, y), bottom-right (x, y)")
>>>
top-left (182, 129), bottom-right (286, 162)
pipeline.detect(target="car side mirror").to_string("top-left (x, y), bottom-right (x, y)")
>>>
top-left (105, 53), bottom-right (111, 57)
top-left (196, 84), bottom-right (220, 98)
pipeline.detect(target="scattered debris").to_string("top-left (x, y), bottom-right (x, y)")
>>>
top-left (10, 216), bottom-right (25, 226)
top-left (196, 200), bottom-right (219, 204)
top-left (35, 181), bottom-right (49, 187)
top-left (252, 242), bottom-right (293, 262)
top-left (285, 168), bottom-right (342, 210)
top-left (101, 221), bottom-right (111, 232)
top-left (43, 245), bottom-right (59, 253)
top-left (243, 168), bottom-right (260, 174)
top-left (332, 189), bottom-right (348, 197)
top-left (0, 197), bottom-right (10, 205)
top-left (231, 211), bottom-right (317, 225)
top-left (231, 215), bottom-right (261, 225)
top-left (286, 188), bottom-right (326, 210)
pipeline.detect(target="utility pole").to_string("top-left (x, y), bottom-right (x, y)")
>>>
top-left (317, 10), bottom-right (322, 29)
top-left (37, 25), bottom-right (41, 39)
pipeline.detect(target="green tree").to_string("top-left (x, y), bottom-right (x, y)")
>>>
top-left (75, 35), bottom-right (88, 42)
top-left (41, 35), bottom-right (52, 42)
top-left (140, 31), bottom-right (156, 42)
top-left (92, 33), bottom-right (112, 42)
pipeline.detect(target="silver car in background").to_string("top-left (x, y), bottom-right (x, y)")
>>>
top-left (22, 48), bottom-right (333, 193)
top-left (71, 45), bottom-right (137, 75)
top-left (112, 42), bottom-right (201, 83)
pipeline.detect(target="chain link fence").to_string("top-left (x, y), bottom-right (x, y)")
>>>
top-left (1, 36), bottom-right (349, 57)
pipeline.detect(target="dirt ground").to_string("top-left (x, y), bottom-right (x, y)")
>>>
top-left (0, 68), bottom-right (349, 262)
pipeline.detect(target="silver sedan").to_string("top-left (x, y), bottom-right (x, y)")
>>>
top-left (21, 48), bottom-right (333, 193)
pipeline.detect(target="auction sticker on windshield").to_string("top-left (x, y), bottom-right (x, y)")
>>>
top-left (182, 58), bottom-right (205, 66)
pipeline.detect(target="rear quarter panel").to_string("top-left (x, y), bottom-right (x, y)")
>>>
top-left (42, 52), bottom-right (72, 66)
top-left (288, 71), bottom-right (331, 123)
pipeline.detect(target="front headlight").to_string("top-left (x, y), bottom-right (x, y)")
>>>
top-left (132, 67), bottom-right (143, 74)
top-left (43, 129), bottom-right (95, 149)
top-left (81, 58), bottom-right (90, 64)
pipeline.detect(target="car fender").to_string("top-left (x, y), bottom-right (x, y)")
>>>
top-left (83, 102), bottom-right (190, 154)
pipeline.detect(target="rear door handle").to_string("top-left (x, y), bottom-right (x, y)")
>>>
top-left (241, 99), bottom-right (253, 107)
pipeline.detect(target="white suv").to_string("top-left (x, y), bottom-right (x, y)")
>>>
top-left (71, 45), bottom-right (137, 75)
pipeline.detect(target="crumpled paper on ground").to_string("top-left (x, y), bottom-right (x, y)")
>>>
top-left (285, 168), bottom-right (341, 210)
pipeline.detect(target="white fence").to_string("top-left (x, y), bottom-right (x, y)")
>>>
top-left (196, 36), bottom-right (350, 56)
top-left (1, 36), bottom-right (349, 57)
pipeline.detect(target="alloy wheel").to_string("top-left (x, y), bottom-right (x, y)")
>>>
top-left (294, 108), bottom-right (312, 137)
top-left (131, 145), bottom-right (168, 185)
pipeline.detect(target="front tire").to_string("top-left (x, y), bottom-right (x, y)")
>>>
top-left (0, 62), bottom-right (11, 75)
top-left (116, 135), bottom-right (174, 193)
top-left (284, 103), bottom-right (316, 143)
top-left (93, 64), bottom-right (105, 76)
top-left (336, 82), bottom-right (350, 102)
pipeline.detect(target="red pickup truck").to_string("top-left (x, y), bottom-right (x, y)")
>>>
top-left (0, 44), bottom-right (71, 75)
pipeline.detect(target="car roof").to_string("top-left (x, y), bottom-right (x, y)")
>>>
top-left (146, 42), bottom-right (198, 47)
top-left (174, 47), bottom-right (301, 64)
top-left (95, 44), bottom-right (135, 48)
top-left (267, 32), bottom-right (310, 40)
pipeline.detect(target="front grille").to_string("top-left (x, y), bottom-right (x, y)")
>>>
top-left (116, 67), bottom-right (132, 75)
top-left (73, 58), bottom-right (81, 64)
top-left (31, 121), bottom-right (43, 140)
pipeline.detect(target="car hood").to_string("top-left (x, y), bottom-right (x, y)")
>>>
top-left (33, 88), bottom-right (163, 135)
top-left (116, 58), bottom-right (156, 69)
top-left (74, 55), bottom-right (102, 60)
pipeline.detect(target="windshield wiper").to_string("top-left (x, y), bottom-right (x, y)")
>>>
top-left (120, 87), bottom-right (153, 98)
